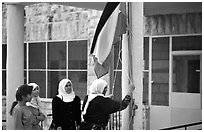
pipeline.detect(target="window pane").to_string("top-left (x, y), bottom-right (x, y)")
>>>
top-left (24, 71), bottom-right (27, 84)
top-left (29, 71), bottom-right (46, 98)
top-left (68, 40), bottom-right (87, 69)
top-left (2, 70), bottom-right (6, 96)
top-left (24, 43), bottom-right (26, 69)
top-left (114, 41), bottom-right (122, 69)
top-left (113, 71), bottom-right (122, 101)
top-left (2, 44), bottom-right (6, 69)
top-left (172, 36), bottom-right (202, 51)
top-left (68, 71), bottom-right (87, 100)
top-left (48, 41), bottom-right (66, 69)
top-left (152, 37), bottom-right (169, 106)
top-left (143, 72), bottom-right (149, 105)
top-left (48, 71), bottom-right (66, 98)
top-left (29, 43), bottom-right (46, 69)
top-left (173, 55), bottom-right (200, 93)
top-left (144, 37), bottom-right (149, 70)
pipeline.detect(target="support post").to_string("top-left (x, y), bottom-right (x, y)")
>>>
top-left (6, 4), bottom-right (24, 130)
top-left (130, 2), bottom-right (144, 130)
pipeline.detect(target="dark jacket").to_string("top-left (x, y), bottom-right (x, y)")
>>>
top-left (52, 95), bottom-right (81, 130)
top-left (81, 95), bottom-right (131, 129)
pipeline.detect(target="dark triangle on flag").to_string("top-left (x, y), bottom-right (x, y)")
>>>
top-left (90, 2), bottom-right (120, 54)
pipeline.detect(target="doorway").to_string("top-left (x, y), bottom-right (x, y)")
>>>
top-left (144, 35), bottom-right (202, 130)
top-left (170, 52), bottom-right (202, 129)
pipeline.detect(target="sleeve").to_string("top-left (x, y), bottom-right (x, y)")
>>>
top-left (74, 96), bottom-right (81, 126)
top-left (101, 95), bottom-right (131, 114)
top-left (13, 108), bottom-right (24, 130)
top-left (38, 109), bottom-right (46, 121)
top-left (120, 95), bottom-right (131, 110)
top-left (52, 97), bottom-right (61, 128)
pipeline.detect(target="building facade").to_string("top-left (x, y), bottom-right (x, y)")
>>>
top-left (2, 2), bottom-right (202, 130)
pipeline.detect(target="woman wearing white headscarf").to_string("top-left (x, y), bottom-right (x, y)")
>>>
top-left (52, 79), bottom-right (81, 130)
top-left (26, 83), bottom-right (46, 130)
top-left (79, 78), bottom-right (135, 130)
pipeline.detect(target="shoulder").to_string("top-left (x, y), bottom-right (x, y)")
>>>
top-left (74, 95), bottom-right (81, 101)
top-left (94, 96), bottom-right (119, 104)
top-left (13, 104), bottom-right (21, 113)
top-left (52, 96), bottom-right (62, 102)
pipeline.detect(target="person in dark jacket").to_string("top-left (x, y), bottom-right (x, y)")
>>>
top-left (52, 78), bottom-right (81, 130)
top-left (79, 78), bottom-right (135, 130)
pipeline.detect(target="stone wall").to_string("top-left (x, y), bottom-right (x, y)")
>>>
top-left (144, 13), bottom-right (202, 36)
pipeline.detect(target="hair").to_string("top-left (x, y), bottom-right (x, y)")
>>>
top-left (10, 84), bottom-right (33, 115)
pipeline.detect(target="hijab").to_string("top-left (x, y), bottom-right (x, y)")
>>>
top-left (57, 78), bottom-right (75, 102)
top-left (26, 83), bottom-right (45, 114)
top-left (82, 78), bottom-right (108, 115)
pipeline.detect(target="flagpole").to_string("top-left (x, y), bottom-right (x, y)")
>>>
top-left (121, 33), bottom-right (130, 130)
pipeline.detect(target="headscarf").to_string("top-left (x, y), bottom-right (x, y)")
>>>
top-left (27, 83), bottom-right (48, 129)
top-left (26, 83), bottom-right (47, 115)
top-left (82, 78), bottom-right (108, 115)
top-left (26, 83), bottom-right (43, 109)
top-left (56, 78), bottom-right (75, 102)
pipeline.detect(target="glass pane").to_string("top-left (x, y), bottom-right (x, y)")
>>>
top-left (48, 41), bottom-right (66, 69)
top-left (144, 37), bottom-right (149, 70)
top-left (68, 40), bottom-right (87, 69)
top-left (48, 71), bottom-right (66, 98)
top-left (152, 37), bottom-right (169, 106)
top-left (68, 71), bottom-right (87, 100)
top-left (113, 71), bottom-right (122, 101)
top-left (114, 41), bottom-right (122, 69)
top-left (24, 43), bottom-right (26, 69)
top-left (2, 70), bottom-right (6, 96)
top-left (29, 43), bottom-right (46, 69)
top-left (2, 44), bottom-right (6, 69)
top-left (24, 71), bottom-right (27, 84)
top-left (172, 36), bottom-right (202, 51)
top-left (173, 55), bottom-right (200, 93)
top-left (143, 72), bottom-right (149, 105)
top-left (29, 71), bottom-right (46, 98)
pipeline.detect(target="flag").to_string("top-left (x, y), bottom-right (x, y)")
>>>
top-left (90, 2), bottom-right (126, 78)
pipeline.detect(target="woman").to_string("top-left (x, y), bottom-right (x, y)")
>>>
top-left (79, 78), bottom-right (135, 130)
top-left (26, 83), bottom-right (46, 130)
top-left (10, 84), bottom-right (38, 130)
top-left (52, 78), bottom-right (81, 130)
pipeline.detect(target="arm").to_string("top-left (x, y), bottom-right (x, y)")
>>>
top-left (74, 96), bottom-right (81, 126)
top-left (102, 83), bottom-right (135, 114)
top-left (13, 108), bottom-right (24, 130)
top-left (36, 109), bottom-right (46, 121)
top-left (52, 97), bottom-right (61, 129)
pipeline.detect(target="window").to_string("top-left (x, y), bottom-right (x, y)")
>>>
top-left (143, 37), bottom-right (149, 105)
top-left (26, 40), bottom-right (87, 99)
top-left (152, 37), bottom-right (169, 106)
top-left (2, 44), bottom-right (6, 95)
top-left (113, 41), bottom-right (122, 101)
top-left (173, 55), bottom-right (200, 93)
top-left (172, 36), bottom-right (202, 51)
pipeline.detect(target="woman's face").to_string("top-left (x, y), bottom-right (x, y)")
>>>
top-left (32, 86), bottom-right (40, 97)
top-left (102, 86), bottom-right (108, 95)
top-left (64, 82), bottom-right (72, 94)
top-left (32, 90), bottom-right (39, 97)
